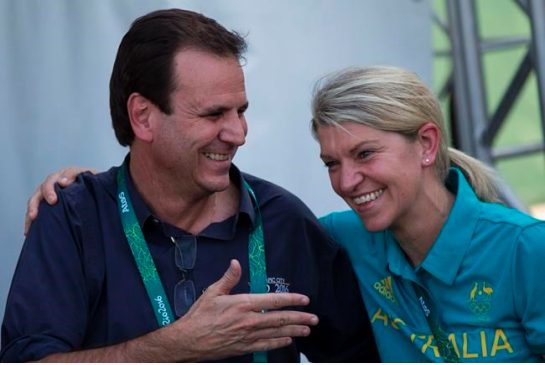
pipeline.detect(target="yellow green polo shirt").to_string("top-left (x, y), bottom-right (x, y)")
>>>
top-left (320, 168), bottom-right (545, 362)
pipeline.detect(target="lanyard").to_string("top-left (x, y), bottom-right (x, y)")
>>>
top-left (242, 179), bottom-right (268, 362)
top-left (413, 284), bottom-right (459, 362)
top-left (116, 162), bottom-right (268, 362)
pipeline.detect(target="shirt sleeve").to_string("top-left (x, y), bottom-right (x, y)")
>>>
top-left (513, 222), bottom-right (545, 354)
top-left (0, 186), bottom-right (89, 362)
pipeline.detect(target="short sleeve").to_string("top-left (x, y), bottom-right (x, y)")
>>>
top-left (0, 187), bottom-right (89, 362)
top-left (512, 222), bottom-right (545, 354)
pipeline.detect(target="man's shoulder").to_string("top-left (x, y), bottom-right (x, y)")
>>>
top-left (240, 171), bottom-right (291, 195)
top-left (241, 171), bottom-right (313, 214)
top-left (58, 166), bottom-right (119, 206)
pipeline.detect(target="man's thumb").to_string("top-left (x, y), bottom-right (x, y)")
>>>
top-left (210, 259), bottom-right (241, 295)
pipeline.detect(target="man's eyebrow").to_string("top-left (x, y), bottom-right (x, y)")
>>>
top-left (200, 102), bottom-right (249, 116)
top-left (200, 106), bottom-right (227, 115)
top-left (239, 102), bottom-right (249, 111)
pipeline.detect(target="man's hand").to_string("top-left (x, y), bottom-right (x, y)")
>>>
top-left (24, 166), bottom-right (95, 235)
top-left (169, 259), bottom-right (318, 361)
top-left (43, 259), bottom-right (318, 362)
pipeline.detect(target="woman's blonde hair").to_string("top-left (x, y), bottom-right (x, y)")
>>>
top-left (310, 65), bottom-right (501, 202)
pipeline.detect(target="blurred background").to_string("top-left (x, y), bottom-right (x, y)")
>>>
top-left (1, 0), bottom-right (544, 335)
top-left (433, 0), bottom-right (545, 214)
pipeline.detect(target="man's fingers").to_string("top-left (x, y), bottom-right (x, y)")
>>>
top-left (244, 337), bottom-right (293, 354)
top-left (206, 259), bottom-right (242, 296)
top-left (247, 292), bottom-right (310, 312)
top-left (246, 324), bottom-right (312, 341)
top-left (252, 309), bottom-right (318, 329)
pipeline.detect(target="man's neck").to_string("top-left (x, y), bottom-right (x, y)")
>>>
top-left (128, 153), bottom-right (239, 235)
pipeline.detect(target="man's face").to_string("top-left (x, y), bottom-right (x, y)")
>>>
top-left (151, 49), bottom-right (248, 196)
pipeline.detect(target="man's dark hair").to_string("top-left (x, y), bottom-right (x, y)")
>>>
top-left (110, 8), bottom-right (247, 146)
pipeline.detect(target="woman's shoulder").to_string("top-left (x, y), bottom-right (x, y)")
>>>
top-left (478, 201), bottom-right (543, 230)
top-left (319, 210), bottom-right (383, 257)
top-left (475, 201), bottom-right (545, 256)
top-left (319, 210), bottom-right (367, 239)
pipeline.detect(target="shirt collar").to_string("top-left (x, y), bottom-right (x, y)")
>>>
top-left (384, 168), bottom-right (481, 284)
top-left (419, 167), bottom-right (481, 284)
top-left (122, 155), bottom-right (153, 229)
top-left (231, 166), bottom-right (257, 228)
top-left (116, 154), bottom-right (256, 239)
top-left (385, 230), bottom-right (418, 281)
top-left (202, 165), bottom-right (256, 240)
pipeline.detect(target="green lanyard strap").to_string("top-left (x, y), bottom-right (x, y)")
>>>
top-left (242, 180), bottom-right (268, 363)
top-left (117, 164), bottom-right (176, 327)
top-left (243, 179), bottom-right (268, 295)
top-left (116, 162), bottom-right (268, 362)
top-left (413, 285), bottom-right (459, 362)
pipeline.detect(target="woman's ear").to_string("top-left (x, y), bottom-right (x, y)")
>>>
top-left (417, 122), bottom-right (440, 167)
top-left (127, 93), bottom-right (154, 143)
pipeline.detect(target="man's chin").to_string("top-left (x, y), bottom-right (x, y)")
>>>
top-left (203, 177), bottom-right (232, 193)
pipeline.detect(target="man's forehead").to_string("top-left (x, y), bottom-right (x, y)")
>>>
top-left (174, 86), bottom-right (248, 112)
top-left (172, 49), bottom-right (244, 83)
top-left (198, 93), bottom-right (249, 109)
top-left (174, 72), bottom-right (246, 103)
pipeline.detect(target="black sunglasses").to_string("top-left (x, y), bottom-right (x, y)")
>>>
top-left (170, 236), bottom-right (197, 317)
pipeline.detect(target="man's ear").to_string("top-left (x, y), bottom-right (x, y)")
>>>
top-left (127, 93), bottom-right (154, 143)
top-left (417, 122), bottom-right (440, 167)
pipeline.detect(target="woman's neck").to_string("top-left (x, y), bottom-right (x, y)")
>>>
top-left (392, 178), bottom-right (454, 267)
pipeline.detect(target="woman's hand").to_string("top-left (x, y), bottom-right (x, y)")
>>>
top-left (25, 166), bottom-right (96, 235)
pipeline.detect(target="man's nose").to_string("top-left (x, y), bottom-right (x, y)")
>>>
top-left (221, 111), bottom-right (247, 146)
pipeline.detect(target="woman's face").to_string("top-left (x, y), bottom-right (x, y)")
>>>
top-left (317, 121), bottom-right (427, 232)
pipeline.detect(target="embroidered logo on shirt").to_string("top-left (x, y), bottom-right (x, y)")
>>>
top-left (467, 281), bottom-right (494, 321)
top-left (373, 276), bottom-right (398, 304)
top-left (267, 277), bottom-right (290, 293)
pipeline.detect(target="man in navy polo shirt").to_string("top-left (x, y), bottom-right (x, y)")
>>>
top-left (1, 8), bottom-right (378, 362)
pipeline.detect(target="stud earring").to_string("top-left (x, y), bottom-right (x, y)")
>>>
top-left (424, 158), bottom-right (430, 165)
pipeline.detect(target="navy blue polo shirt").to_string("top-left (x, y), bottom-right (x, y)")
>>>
top-left (1, 156), bottom-right (378, 362)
